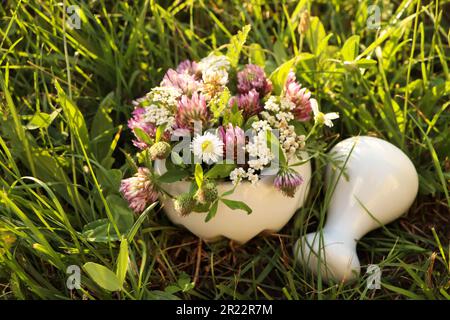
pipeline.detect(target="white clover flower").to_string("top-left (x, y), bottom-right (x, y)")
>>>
top-left (198, 54), bottom-right (230, 73)
top-left (202, 68), bottom-right (228, 86)
top-left (311, 99), bottom-right (339, 127)
top-left (192, 132), bottom-right (224, 164)
top-left (200, 68), bottom-right (229, 100)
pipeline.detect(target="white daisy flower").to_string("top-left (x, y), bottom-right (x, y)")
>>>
top-left (311, 99), bottom-right (339, 127)
top-left (192, 132), bottom-right (224, 164)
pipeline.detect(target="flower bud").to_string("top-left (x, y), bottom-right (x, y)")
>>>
top-left (195, 181), bottom-right (218, 204)
top-left (149, 141), bottom-right (171, 160)
top-left (174, 193), bottom-right (196, 216)
top-left (298, 10), bottom-right (310, 35)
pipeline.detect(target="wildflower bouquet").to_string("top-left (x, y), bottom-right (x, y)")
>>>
top-left (121, 33), bottom-right (338, 222)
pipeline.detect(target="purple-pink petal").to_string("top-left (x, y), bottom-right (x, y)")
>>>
top-left (120, 167), bottom-right (159, 213)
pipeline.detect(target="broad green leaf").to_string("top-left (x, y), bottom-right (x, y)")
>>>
top-left (96, 168), bottom-right (122, 195)
top-left (305, 17), bottom-right (326, 55)
top-left (194, 163), bottom-right (203, 188)
top-left (341, 35), bottom-right (360, 61)
top-left (221, 199), bottom-right (252, 214)
top-left (106, 194), bottom-right (134, 234)
top-left (82, 219), bottom-right (119, 242)
top-left (25, 110), bottom-right (60, 130)
top-left (90, 93), bottom-right (114, 161)
top-left (205, 163), bottom-right (236, 179)
top-left (83, 262), bottom-right (122, 292)
top-left (54, 80), bottom-right (89, 149)
top-left (249, 43), bottom-right (266, 67)
top-left (205, 200), bottom-right (219, 222)
top-left (269, 58), bottom-right (296, 95)
top-left (273, 38), bottom-right (288, 65)
top-left (226, 25), bottom-right (251, 68)
top-left (90, 92), bottom-right (114, 138)
top-left (116, 238), bottom-right (129, 286)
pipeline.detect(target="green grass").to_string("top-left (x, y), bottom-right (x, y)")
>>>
top-left (0, 0), bottom-right (449, 300)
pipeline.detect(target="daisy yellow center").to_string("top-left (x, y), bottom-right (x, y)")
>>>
top-left (201, 140), bottom-right (213, 153)
top-left (316, 112), bottom-right (326, 124)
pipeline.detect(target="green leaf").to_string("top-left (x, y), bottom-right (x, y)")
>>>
top-left (269, 57), bottom-right (296, 95)
top-left (341, 35), bottom-right (360, 61)
top-left (133, 127), bottom-right (154, 146)
top-left (305, 17), bottom-right (326, 55)
top-left (194, 163), bottom-right (203, 188)
top-left (249, 43), bottom-right (265, 67)
top-left (244, 115), bottom-right (259, 130)
top-left (226, 25), bottom-right (251, 68)
top-left (221, 199), bottom-right (252, 215)
top-left (127, 202), bottom-right (157, 243)
top-left (96, 168), bottom-right (122, 195)
top-left (177, 272), bottom-right (195, 292)
top-left (355, 58), bottom-right (377, 68)
top-left (205, 200), bottom-right (219, 222)
top-left (82, 219), bottom-right (119, 242)
top-left (209, 87), bottom-right (231, 121)
top-left (54, 80), bottom-right (89, 149)
top-left (116, 238), bottom-right (129, 287)
top-left (25, 110), bottom-right (60, 130)
top-left (273, 38), bottom-right (288, 65)
top-left (106, 194), bottom-right (134, 234)
top-left (223, 103), bottom-right (244, 127)
top-left (266, 129), bottom-right (287, 167)
top-left (205, 163), bottom-right (236, 179)
top-left (155, 123), bottom-right (166, 143)
top-left (158, 167), bottom-right (190, 183)
top-left (83, 262), bottom-right (122, 292)
top-left (90, 92), bottom-right (114, 161)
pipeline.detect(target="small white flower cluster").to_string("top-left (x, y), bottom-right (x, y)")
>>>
top-left (229, 120), bottom-right (275, 186)
top-left (261, 96), bottom-right (305, 158)
top-left (246, 123), bottom-right (274, 171)
top-left (143, 104), bottom-right (176, 128)
top-left (146, 86), bottom-right (182, 110)
top-left (229, 167), bottom-right (259, 185)
top-left (279, 124), bottom-right (305, 156)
